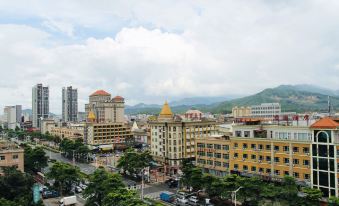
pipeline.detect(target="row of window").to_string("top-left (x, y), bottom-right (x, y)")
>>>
top-left (197, 143), bottom-right (229, 150)
top-left (0, 155), bottom-right (19, 160)
top-left (234, 143), bottom-right (309, 153)
top-left (232, 153), bottom-right (309, 165)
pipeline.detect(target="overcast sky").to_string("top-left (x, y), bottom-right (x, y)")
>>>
top-left (0, 0), bottom-right (339, 113)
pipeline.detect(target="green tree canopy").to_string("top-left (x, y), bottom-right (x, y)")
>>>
top-left (24, 145), bottom-right (48, 173)
top-left (117, 148), bottom-right (153, 176)
top-left (47, 162), bottom-right (82, 195)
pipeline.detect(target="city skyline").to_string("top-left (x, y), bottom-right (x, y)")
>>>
top-left (1, 1), bottom-right (339, 113)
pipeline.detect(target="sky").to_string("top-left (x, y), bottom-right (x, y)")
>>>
top-left (0, 0), bottom-right (339, 114)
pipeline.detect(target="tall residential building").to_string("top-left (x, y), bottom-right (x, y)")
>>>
top-left (149, 102), bottom-right (217, 174)
top-left (32, 84), bottom-right (49, 128)
top-left (84, 90), bottom-right (125, 123)
top-left (62, 86), bottom-right (78, 122)
top-left (3, 105), bottom-right (22, 130)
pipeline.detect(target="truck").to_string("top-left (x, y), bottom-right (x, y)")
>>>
top-left (160, 191), bottom-right (175, 203)
top-left (59, 196), bottom-right (77, 206)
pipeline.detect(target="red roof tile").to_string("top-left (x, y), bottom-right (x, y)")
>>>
top-left (310, 117), bottom-right (339, 129)
top-left (113, 95), bottom-right (124, 100)
top-left (90, 90), bottom-right (110, 96)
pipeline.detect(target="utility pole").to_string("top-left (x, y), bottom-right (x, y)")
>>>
top-left (232, 186), bottom-right (243, 206)
top-left (72, 150), bottom-right (75, 166)
top-left (141, 168), bottom-right (144, 200)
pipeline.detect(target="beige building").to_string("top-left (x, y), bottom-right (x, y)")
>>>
top-left (50, 126), bottom-right (84, 140)
top-left (85, 90), bottom-right (125, 123)
top-left (149, 102), bottom-right (217, 174)
top-left (0, 141), bottom-right (24, 173)
top-left (41, 119), bottom-right (56, 135)
top-left (85, 121), bottom-right (133, 147)
top-left (232, 106), bottom-right (251, 118)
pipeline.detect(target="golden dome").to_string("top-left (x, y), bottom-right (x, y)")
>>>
top-left (87, 111), bottom-right (96, 121)
top-left (159, 101), bottom-right (173, 118)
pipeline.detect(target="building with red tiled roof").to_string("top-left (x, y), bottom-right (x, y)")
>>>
top-left (310, 117), bottom-right (339, 129)
top-left (90, 90), bottom-right (111, 96)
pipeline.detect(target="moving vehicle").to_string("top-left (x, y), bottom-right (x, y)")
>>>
top-left (160, 191), bottom-right (175, 203)
top-left (59, 196), bottom-right (77, 206)
top-left (188, 196), bottom-right (199, 205)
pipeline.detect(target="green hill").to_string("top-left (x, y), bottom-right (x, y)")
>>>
top-left (212, 85), bottom-right (339, 113)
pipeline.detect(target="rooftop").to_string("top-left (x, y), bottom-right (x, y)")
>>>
top-left (310, 117), bottom-right (339, 129)
top-left (90, 90), bottom-right (111, 96)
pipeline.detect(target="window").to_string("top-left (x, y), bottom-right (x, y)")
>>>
top-left (223, 162), bottom-right (229, 168)
top-left (266, 156), bottom-right (271, 162)
top-left (234, 143), bottom-right (238, 148)
top-left (283, 146), bottom-right (289, 152)
top-left (274, 157), bottom-right (280, 163)
top-left (284, 158), bottom-right (289, 164)
top-left (207, 144), bottom-right (213, 149)
top-left (197, 143), bottom-right (205, 148)
top-left (234, 164), bottom-right (239, 169)
top-left (293, 159), bottom-right (299, 165)
top-left (259, 168), bottom-right (264, 173)
top-left (198, 151), bottom-right (205, 156)
top-left (214, 144), bottom-right (221, 150)
top-left (223, 154), bottom-right (229, 160)
top-left (304, 174), bottom-right (310, 180)
top-left (251, 154), bottom-right (256, 160)
top-left (235, 131), bottom-right (241, 137)
top-left (266, 168), bottom-right (271, 173)
top-left (274, 145), bottom-right (279, 151)
top-left (243, 165), bottom-right (248, 171)
top-left (293, 147), bottom-right (299, 153)
top-left (259, 155), bottom-right (263, 161)
top-left (284, 171), bottom-right (289, 176)
top-left (243, 143), bottom-right (248, 149)
top-left (258, 144), bottom-right (263, 150)
top-left (215, 153), bottom-right (221, 158)
top-left (303, 147), bottom-right (309, 154)
top-left (293, 172), bottom-right (300, 178)
top-left (207, 152), bottom-right (213, 157)
top-left (243, 154), bottom-right (248, 159)
top-left (303, 160), bottom-right (309, 166)
top-left (0, 156), bottom-right (5, 160)
top-left (222, 145), bottom-right (229, 151)
top-left (251, 144), bottom-right (256, 149)
top-left (234, 153), bottom-right (238, 158)
top-left (207, 160), bottom-right (213, 165)
top-left (12, 155), bottom-right (18, 159)
top-left (275, 170), bottom-right (280, 175)
top-left (266, 145), bottom-right (271, 150)
top-left (244, 131), bottom-right (250, 137)
top-left (251, 166), bottom-right (256, 172)
top-left (215, 161), bottom-right (221, 167)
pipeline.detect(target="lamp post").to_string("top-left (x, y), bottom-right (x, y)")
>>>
top-left (232, 186), bottom-right (243, 206)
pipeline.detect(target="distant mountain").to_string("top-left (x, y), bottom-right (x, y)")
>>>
top-left (283, 84), bottom-right (339, 96)
top-left (22, 109), bottom-right (57, 117)
top-left (212, 85), bottom-right (339, 113)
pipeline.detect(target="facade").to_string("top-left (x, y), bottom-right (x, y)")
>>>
top-left (149, 102), bottom-right (217, 174)
top-left (250, 103), bottom-right (281, 119)
top-left (0, 141), bottom-right (24, 173)
top-left (41, 119), bottom-right (56, 134)
top-left (232, 106), bottom-right (251, 118)
top-left (62, 86), bottom-right (78, 122)
top-left (50, 126), bottom-right (84, 140)
top-left (32, 84), bottom-right (49, 128)
top-left (84, 120), bottom-right (133, 147)
top-left (3, 105), bottom-right (22, 130)
top-left (85, 90), bottom-right (125, 123)
top-left (195, 117), bottom-right (339, 198)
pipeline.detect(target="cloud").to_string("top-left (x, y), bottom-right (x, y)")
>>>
top-left (0, 1), bottom-right (339, 113)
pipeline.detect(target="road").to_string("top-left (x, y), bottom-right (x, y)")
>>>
top-left (45, 149), bottom-right (96, 175)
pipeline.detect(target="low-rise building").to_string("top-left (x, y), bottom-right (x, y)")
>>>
top-left (0, 140), bottom-right (24, 173)
top-left (50, 126), bottom-right (84, 140)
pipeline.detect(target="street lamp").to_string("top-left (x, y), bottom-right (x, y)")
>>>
top-left (231, 186), bottom-right (243, 206)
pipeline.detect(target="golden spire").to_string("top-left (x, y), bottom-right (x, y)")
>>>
top-left (159, 101), bottom-right (173, 119)
top-left (87, 111), bottom-right (96, 122)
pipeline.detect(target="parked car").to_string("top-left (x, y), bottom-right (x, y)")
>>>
top-left (39, 185), bottom-right (48, 193)
top-left (188, 196), bottom-right (199, 205)
top-left (176, 197), bottom-right (188, 206)
top-left (42, 190), bottom-right (59, 199)
top-left (75, 186), bottom-right (82, 193)
top-left (176, 192), bottom-right (187, 199)
top-left (167, 179), bottom-right (179, 188)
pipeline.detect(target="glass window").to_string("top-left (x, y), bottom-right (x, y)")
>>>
top-left (275, 170), bottom-right (280, 175)
top-left (214, 144), bottom-right (221, 150)
top-left (284, 158), bottom-right (289, 164)
top-left (313, 158), bottom-right (318, 169)
top-left (251, 144), bottom-right (256, 149)
top-left (293, 172), bottom-right (299, 178)
top-left (293, 159), bottom-right (299, 165)
top-left (266, 145), bottom-right (271, 150)
top-left (330, 173), bottom-right (335, 188)
top-left (319, 158), bottom-right (328, 171)
top-left (234, 143), bottom-right (238, 148)
top-left (223, 154), bottom-right (229, 160)
top-left (215, 153), bottom-right (221, 158)
top-left (215, 161), bottom-right (221, 167)
top-left (319, 171), bottom-right (329, 187)
top-left (223, 162), bottom-right (229, 168)
top-left (243, 154), bottom-right (248, 159)
top-left (251, 166), bottom-right (256, 172)
top-left (234, 153), bottom-right (238, 158)
top-left (234, 164), bottom-right (238, 169)
top-left (303, 147), bottom-right (309, 154)
top-left (244, 131), bottom-right (250, 137)
top-left (0, 156), bottom-right (5, 160)
top-left (303, 160), bottom-right (309, 166)
top-left (207, 152), bottom-right (213, 157)
top-left (243, 143), bottom-right (248, 149)
top-left (283, 146), bottom-right (289, 152)
top-left (251, 154), bottom-right (256, 160)
top-left (329, 145), bottom-right (334, 158)
top-left (284, 171), bottom-right (289, 176)
top-left (266, 168), bottom-right (271, 173)
top-left (235, 131), bottom-right (241, 137)
top-left (12, 155), bottom-right (18, 159)
top-left (293, 147), bottom-right (299, 152)
top-left (274, 146), bottom-right (279, 151)
top-left (330, 159), bottom-right (334, 172)
top-left (243, 165), bottom-right (248, 171)
top-left (317, 131), bottom-right (329, 143)
top-left (266, 156), bottom-right (271, 161)
top-left (318, 145), bottom-right (328, 157)
top-left (304, 174), bottom-right (310, 180)
top-left (313, 171), bottom-right (318, 185)
top-left (222, 145), bottom-right (229, 151)
top-left (258, 144), bottom-right (263, 150)
top-left (274, 157), bottom-right (280, 163)
top-left (312, 144), bottom-right (317, 156)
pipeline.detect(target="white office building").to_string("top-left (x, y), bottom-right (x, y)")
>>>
top-left (250, 103), bottom-right (281, 119)
top-left (32, 84), bottom-right (49, 128)
top-left (3, 105), bottom-right (22, 130)
top-left (62, 86), bottom-right (78, 122)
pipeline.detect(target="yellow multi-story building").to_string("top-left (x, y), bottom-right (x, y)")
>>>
top-left (149, 102), bottom-right (217, 174)
top-left (196, 117), bottom-right (339, 198)
top-left (0, 140), bottom-right (24, 173)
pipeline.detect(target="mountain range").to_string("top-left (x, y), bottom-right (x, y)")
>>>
top-left (125, 84), bottom-right (339, 114)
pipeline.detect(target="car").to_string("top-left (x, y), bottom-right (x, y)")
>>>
top-left (176, 192), bottom-right (187, 199)
top-left (42, 190), bottom-right (59, 199)
top-left (168, 180), bottom-right (178, 188)
top-left (75, 186), bottom-right (82, 193)
top-left (176, 197), bottom-right (188, 206)
top-left (188, 196), bottom-right (199, 205)
top-left (39, 185), bottom-right (48, 193)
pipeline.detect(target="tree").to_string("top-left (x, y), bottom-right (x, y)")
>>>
top-left (117, 148), bottom-right (153, 177)
top-left (279, 176), bottom-right (299, 203)
top-left (237, 176), bottom-right (264, 206)
top-left (203, 174), bottom-right (225, 198)
top-left (59, 138), bottom-right (90, 162)
top-left (83, 168), bottom-right (126, 206)
top-left (0, 198), bottom-right (17, 206)
top-left (103, 189), bottom-right (147, 206)
top-left (24, 145), bottom-right (48, 173)
top-left (0, 167), bottom-right (35, 205)
top-left (47, 162), bottom-right (82, 195)
top-left (329, 196), bottom-right (339, 206)
top-left (299, 187), bottom-right (322, 206)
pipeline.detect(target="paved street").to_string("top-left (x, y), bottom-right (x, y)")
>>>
top-left (45, 149), bottom-right (97, 175)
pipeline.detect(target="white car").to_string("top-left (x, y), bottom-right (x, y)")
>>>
top-left (188, 196), bottom-right (199, 205)
top-left (176, 197), bottom-right (188, 206)
top-left (75, 186), bottom-right (82, 193)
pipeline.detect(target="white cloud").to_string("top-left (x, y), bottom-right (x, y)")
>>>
top-left (0, 1), bottom-right (339, 113)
